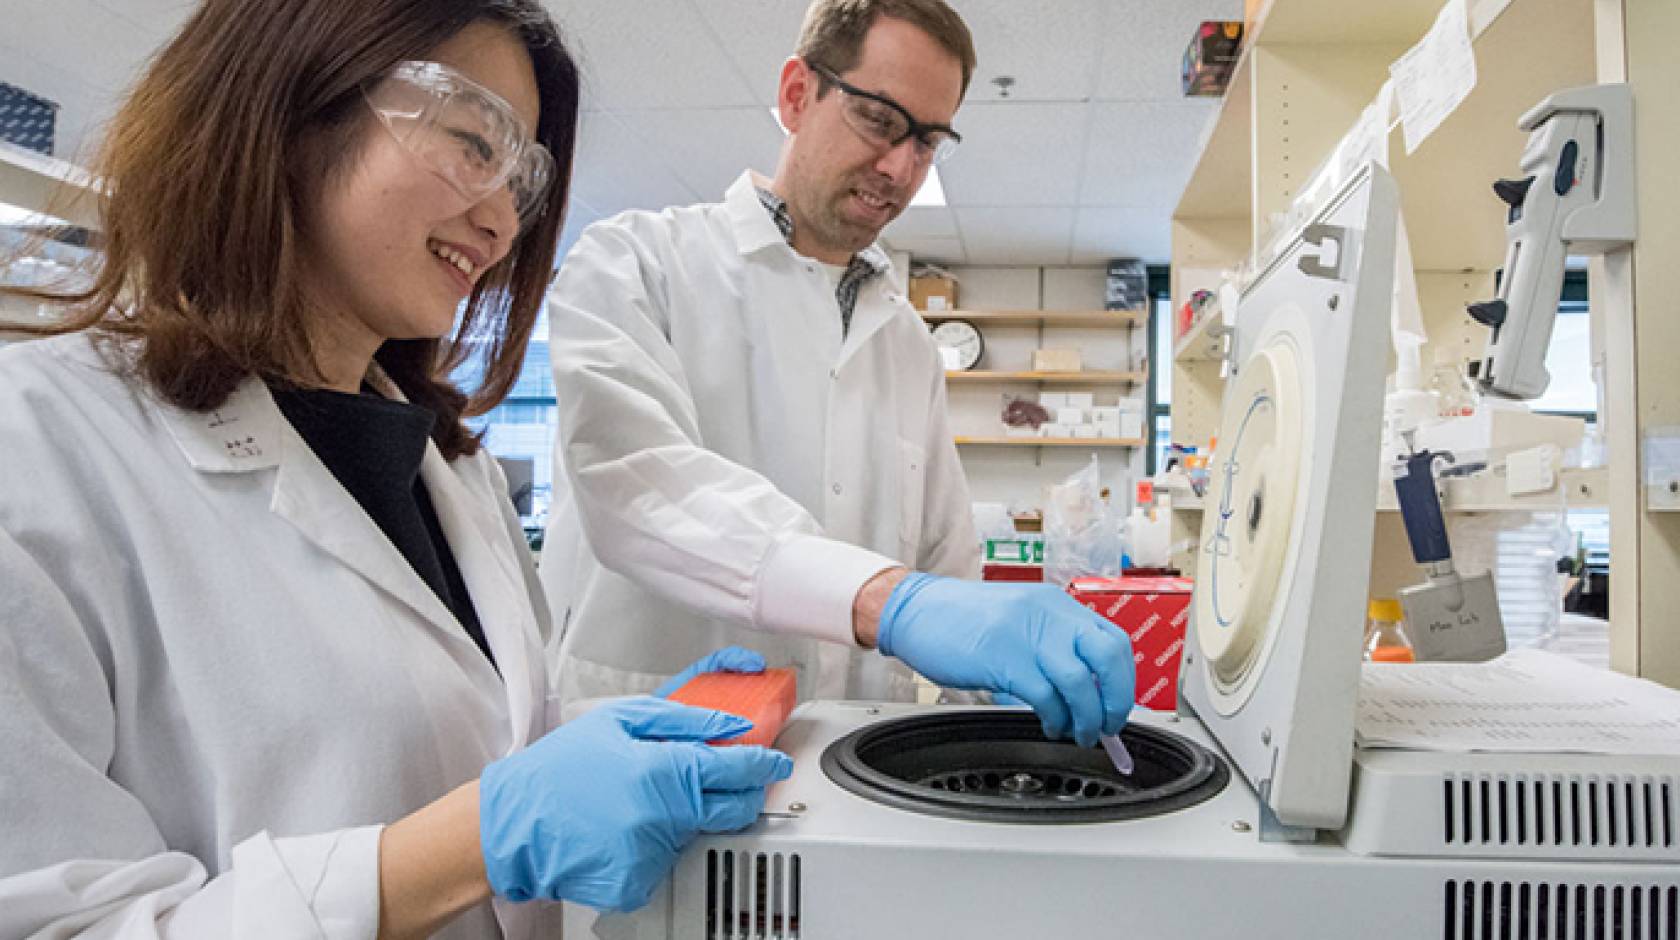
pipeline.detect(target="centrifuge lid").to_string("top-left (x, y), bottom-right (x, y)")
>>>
top-left (1180, 164), bottom-right (1400, 832)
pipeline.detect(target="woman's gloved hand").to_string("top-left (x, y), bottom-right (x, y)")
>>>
top-left (877, 573), bottom-right (1134, 748)
top-left (652, 645), bottom-right (766, 698)
top-left (480, 696), bottom-right (793, 911)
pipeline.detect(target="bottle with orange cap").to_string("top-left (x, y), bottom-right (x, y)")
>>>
top-left (1363, 597), bottom-right (1415, 663)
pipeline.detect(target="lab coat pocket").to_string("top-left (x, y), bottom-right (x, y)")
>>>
top-left (898, 438), bottom-right (927, 564)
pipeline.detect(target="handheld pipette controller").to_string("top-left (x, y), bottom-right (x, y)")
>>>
top-left (1466, 83), bottom-right (1636, 400)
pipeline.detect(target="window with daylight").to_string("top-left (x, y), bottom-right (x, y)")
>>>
top-left (454, 301), bottom-right (557, 535)
top-left (1145, 266), bottom-right (1172, 475)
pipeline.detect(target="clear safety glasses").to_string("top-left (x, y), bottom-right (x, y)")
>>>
top-left (363, 60), bottom-right (554, 230)
top-left (808, 62), bottom-right (961, 166)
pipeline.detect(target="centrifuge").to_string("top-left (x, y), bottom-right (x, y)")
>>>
top-left (603, 165), bottom-right (1680, 940)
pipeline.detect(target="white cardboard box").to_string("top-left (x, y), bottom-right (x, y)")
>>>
top-left (1094, 421), bottom-right (1122, 438)
top-left (1040, 423), bottom-right (1071, 438)
top-left (1120, 414), bottom-right (1145, 440)
top-left (1090, 406), bottom-right (1121, 424)
top-left (1032, 348), bottom-right (1082, 372)
top-left (1038, 392), bottom-right (1068, 410)
top-left (1065, 392), bottom-right (1095, 410)
top-left (1056, 407), bottom-right (1087, 426)
top-left (1072, 426), bottom-right (1099, 439)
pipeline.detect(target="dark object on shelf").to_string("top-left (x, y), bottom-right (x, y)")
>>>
top-left (1182, 21), bottom-right (1244, 97)
top-left (1563, 568), bottom-right (1609, 619)
top-left (1105, 259), bottom-right (1148, 311)
top-left (1001, 396), bottom-right (1051, 429)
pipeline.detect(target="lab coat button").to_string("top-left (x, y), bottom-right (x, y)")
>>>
top-left (832, 483), bottom-right (843, 496)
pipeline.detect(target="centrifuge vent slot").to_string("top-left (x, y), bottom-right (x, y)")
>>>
top-left (1442, 880), bottom-right (1677, 940)
top-left (705, 849), bottom-right (800, 939)
top-left (1441, 773), bottom-right (1677, 850)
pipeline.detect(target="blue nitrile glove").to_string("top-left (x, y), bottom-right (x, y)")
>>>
top-left (480, 696), bottom-right (794, 912)
top-left (877, 574), bottom-right (1134, 748)
top-left (652, 646), bottom-right (766, 698)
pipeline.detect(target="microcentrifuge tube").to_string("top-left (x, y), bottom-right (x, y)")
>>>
top-left (1101, 733), bottom-right (1134, 776)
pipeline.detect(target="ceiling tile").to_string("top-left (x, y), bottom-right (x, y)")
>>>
top-left (884, 206), bottom-right (958, 241)
top-left (956, 207), bottom-right (1073, 265)
top-left (2, 0), bottom-right (161, 105)
top-left (884, 236), bottom-right (967, 266)
top-left (568, 111), bottom-right (702, 213)
top-left (613, 107), bottom-right (782, 201)
top-left (87, 0), bottom-right (195, 40)
top-left (1079, 100), bottom-right (1218, 208)
top-left (546, 1), bottom-right (758, 110)
top-left (947, 0), bottom-right (1105, 103)
top-left (1, 0), bottom-right (1240, 272)
top-left (939, 102), bottom-right (1087, 207)
top-left (1071, 207), bottom-right (1171, 264)
top-left (691, 0), bottom-right (811, 107)
top-left (1094, 0), bottom-right (1243, 102)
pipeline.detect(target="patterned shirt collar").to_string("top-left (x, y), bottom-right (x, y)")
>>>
top-left (755, 185), bottom-right (887, 338)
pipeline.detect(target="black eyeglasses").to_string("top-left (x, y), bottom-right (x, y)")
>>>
top-left (807, 62), bottom-right (961, 166)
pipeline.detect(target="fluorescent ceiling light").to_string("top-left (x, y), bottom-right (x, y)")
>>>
top-left (0, 201), bottom-right (73, 229)
top-left (910, 166), bottom-right (946, 207)
top-left (768, 108), bottom-right (948, 208)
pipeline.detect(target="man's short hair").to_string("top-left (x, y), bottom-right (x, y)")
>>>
top-left (796, 0), bottom-right (977, 97)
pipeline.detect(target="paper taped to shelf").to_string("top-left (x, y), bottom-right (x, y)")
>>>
top-left (1344, 81), bottom-right (1395, 183)
top-left (1389, 0), bottom-right (1477, 155)
top-left (1356, 649), bottom-right (1680, 755)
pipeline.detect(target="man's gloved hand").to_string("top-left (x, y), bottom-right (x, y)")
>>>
top-left (480, 697), bottom-right (793, 912)
top-left (652, 646), bottom-right (766, 698)
top-left (877, 573), bottom-right (1134, 748)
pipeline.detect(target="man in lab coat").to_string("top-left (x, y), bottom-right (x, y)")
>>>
top-left (543, 0), bottom-right (1134, 734)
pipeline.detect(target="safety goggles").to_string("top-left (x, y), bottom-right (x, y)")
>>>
top-left (808, 62), bottom-right (961, 166)
top-left (363, 60), bottom-right (554, 230)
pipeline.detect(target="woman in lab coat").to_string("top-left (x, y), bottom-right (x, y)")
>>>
top-left (0, 1), bottom-right (789, 937)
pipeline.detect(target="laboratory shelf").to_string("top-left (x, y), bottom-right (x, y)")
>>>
top-left (945, 370), bottom-right (1145, 385)
top-left (920, 309), bottom-right (1144, 329)
top-left (1373, 465), bottom-right (1609, 514)
top-left (954, 436), bottom-right (1144, 448)
top-left (1172, 309), bottom-right (1227, 363)
top-left (1174, 467), bottom-right (1606, 516)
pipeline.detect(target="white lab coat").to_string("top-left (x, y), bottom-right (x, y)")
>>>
top-left (541, 171), bottom-right (981, 707)
top-left (0, 334), bottom-right (562, 939)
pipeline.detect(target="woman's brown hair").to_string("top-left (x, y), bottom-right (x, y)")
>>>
top-left (7, 0), bottom-right (579, 459)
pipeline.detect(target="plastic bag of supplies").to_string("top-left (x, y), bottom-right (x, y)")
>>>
top-left (1044, 456), bottom-right (1124, 587)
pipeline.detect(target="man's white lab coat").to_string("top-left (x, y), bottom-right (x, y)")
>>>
top-left (542, 171), bottom-right (980, 706)
top-left (0, 334), bottom-right (560, 938)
